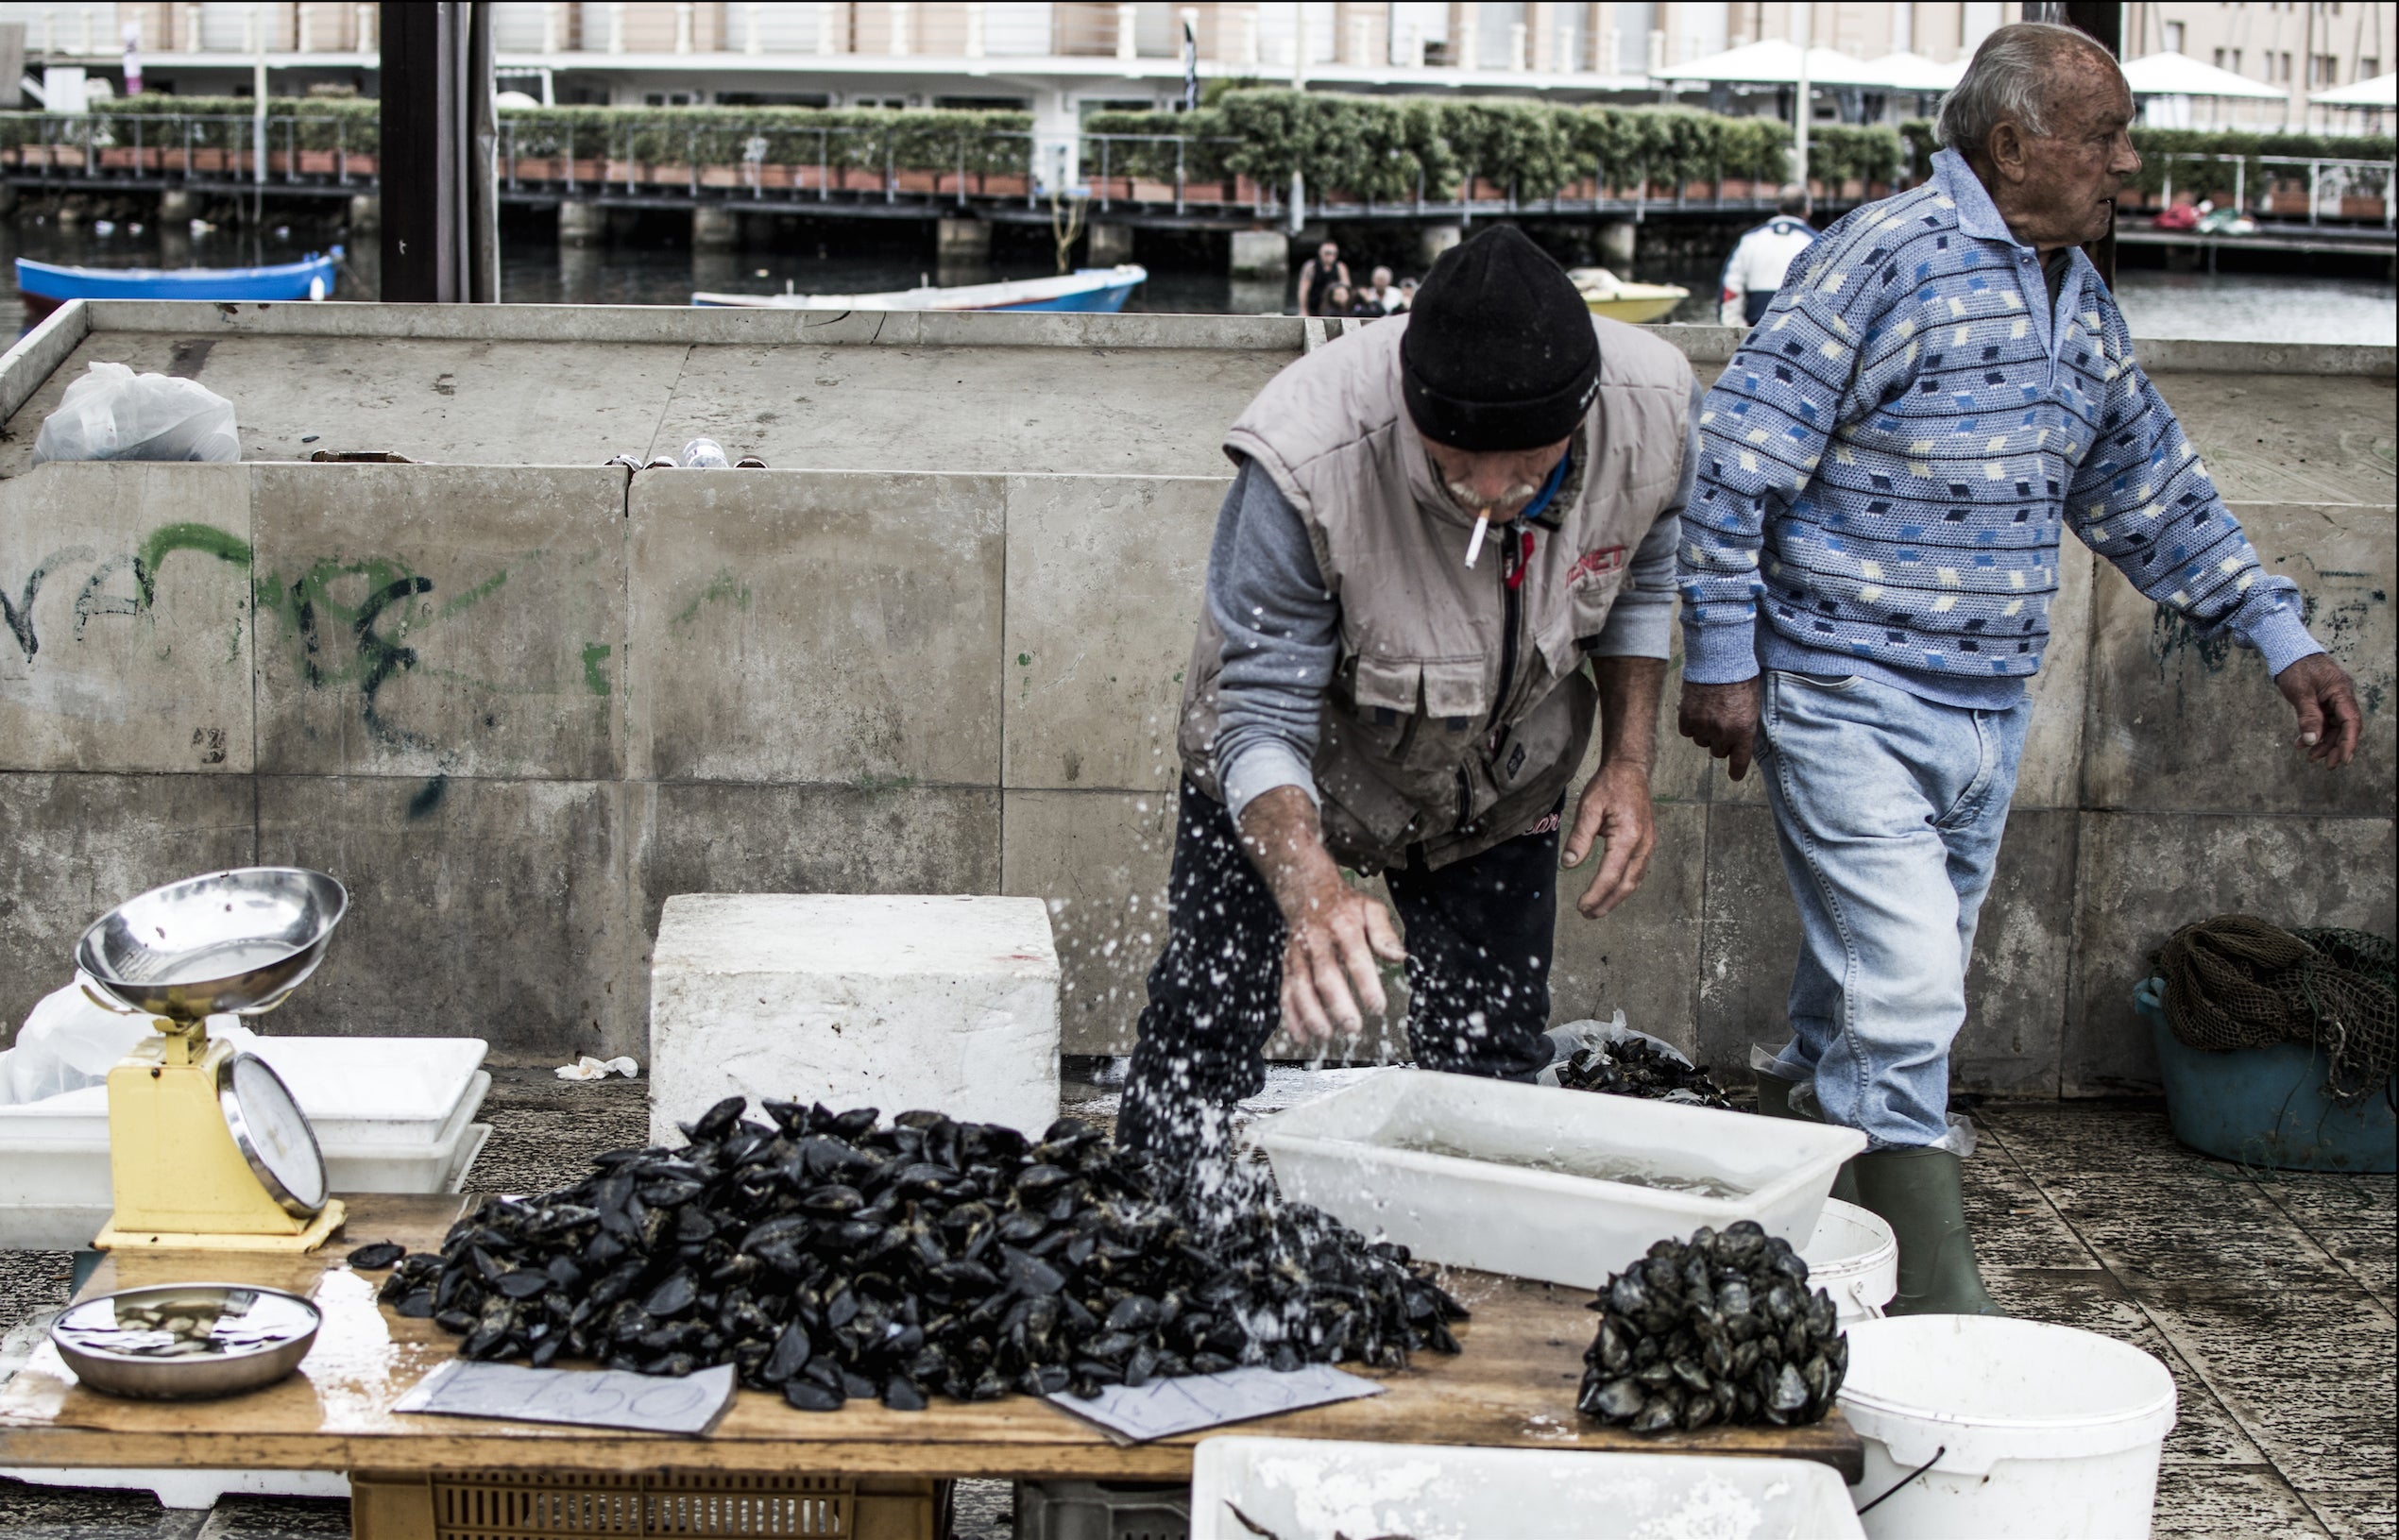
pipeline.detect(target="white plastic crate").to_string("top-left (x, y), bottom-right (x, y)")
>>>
top-left (0, 1036), bottom-right (490, 1248)
top-left (1250, 1069), bottom-right (1865, 1291)
top-left (1188, 1437), bottom-right (1865, 1540)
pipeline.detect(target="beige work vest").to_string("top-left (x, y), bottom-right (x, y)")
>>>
top-left (1177, 314), bottom-right (1692, 872)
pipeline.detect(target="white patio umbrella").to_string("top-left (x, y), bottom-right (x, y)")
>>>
top-left (2117, 51), bottom-right (2288, 100)
top-left (1653, 38), bottom-right (1890, 90)
top-left (2311, 72), bottom-right (2396, 108)
top-left (1860, 53), bottom-right (1965, 93)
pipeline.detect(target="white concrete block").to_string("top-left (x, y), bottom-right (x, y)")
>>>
top-left (647, 893), bottom-right (1062, 1144)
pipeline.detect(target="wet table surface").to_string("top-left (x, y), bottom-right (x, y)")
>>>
top-left (0, 1193), bottom-right (1863, 1481)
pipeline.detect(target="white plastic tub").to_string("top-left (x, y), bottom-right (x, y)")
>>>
top-left (0, 1036), bottom-right (490, 1247)
top-left (1249, 1069), bottom-right (1867, 1290)
top-left (1839, 1316), bottom-right (2178, 1539)
top-left (1189, 1437), bottom-right (1865, 1540)
top-left (1801, 1198), bottom-right (1898, 1323)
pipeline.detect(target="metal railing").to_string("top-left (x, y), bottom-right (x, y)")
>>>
top-left (14, 112), bottom-right (2383, 235)
top-left (2150, 152), bottom-right (2396, 230)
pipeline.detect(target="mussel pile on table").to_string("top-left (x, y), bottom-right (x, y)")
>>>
top-left (1553, 1039), bottom-right (1735, 1110)
top-left (1576, 1222), bottom-right (1846, 1433)
top-left (365, 1096), bottom-right (1465, 1412)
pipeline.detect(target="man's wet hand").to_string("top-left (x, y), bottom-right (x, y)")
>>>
top-left (1678, 677), bottom-right (1762, 782)
top-left (1563, 760), bottom-right (1656, 918)
top-left (1278, 881), bottom-right (1406, 1042)
top-left (2276, 653), bottom-right (2361, 769)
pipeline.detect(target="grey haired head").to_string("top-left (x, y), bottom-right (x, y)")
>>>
top-left (1936, 21), bottom-right (2121, 157)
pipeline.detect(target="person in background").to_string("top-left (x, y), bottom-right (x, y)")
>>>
top-left (1390, 277), bottom-right (1419, 313)
top-left (1322, 282), bottom-right (1357, 318)
top-left (1362, 265), bottom-right (1401, 313)
top-left (1677, 22), bottom-right (2359, 1315)
top-left (1716, 185), bottom-right (1818, 327)
top-left (1297, 239), bottom-right (1351, 317)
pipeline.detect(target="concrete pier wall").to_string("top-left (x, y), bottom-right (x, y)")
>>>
top-left (0, 304), bottom-right (2388, 1095)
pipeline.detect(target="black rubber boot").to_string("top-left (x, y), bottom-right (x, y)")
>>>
top-left (1753, 1074), bottom-right (1811, 1120)
top-left (1849, 1146), bottom-right (2003, 1316)
top-left (1753, 1074), bottom-right (1862, 1205)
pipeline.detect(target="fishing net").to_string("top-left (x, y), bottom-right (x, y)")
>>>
top-left (2154, 914), bottom-right (2396, 1105)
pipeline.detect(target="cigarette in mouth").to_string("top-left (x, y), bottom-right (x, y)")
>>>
top-left (1464, 511), bottom-right (1490, 568)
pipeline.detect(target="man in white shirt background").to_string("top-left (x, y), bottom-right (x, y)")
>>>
top-left (1717, 186), bottom-right (1820, 328)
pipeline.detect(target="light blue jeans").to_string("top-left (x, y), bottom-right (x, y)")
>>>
top-left (1758, 669), bottom-right (2031, 1149)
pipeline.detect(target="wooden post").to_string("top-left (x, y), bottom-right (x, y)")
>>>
top-left (378, 1), bottom-right (497, 302)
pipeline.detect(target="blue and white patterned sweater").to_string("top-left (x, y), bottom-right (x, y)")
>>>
top-left (1679, 148), bottom-right (2319, 702)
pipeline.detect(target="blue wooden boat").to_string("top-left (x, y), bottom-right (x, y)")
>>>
top-left (691, 263), bottom-right (1145, 313)
top-left (15, 246), bottom-right (344, 309)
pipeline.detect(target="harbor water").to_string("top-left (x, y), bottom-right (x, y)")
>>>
top-left (5, 215), bottom-right (2390, 344)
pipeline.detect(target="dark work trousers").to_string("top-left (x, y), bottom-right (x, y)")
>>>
top-left (1116, 780), bottom-right (1560, 1159)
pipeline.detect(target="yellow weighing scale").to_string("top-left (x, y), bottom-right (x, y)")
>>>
top-left (77, 868), bottom-right (350, 1253)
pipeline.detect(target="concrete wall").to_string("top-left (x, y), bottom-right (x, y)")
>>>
top-left (0, 304), bottom-right (2390, 1095)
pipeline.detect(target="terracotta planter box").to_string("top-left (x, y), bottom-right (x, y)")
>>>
top-left (893, 169), bottom-right (939, 193)
top-left (1130, 178), bottom-right (1177, 202)
top-left (839, 166), bottom-right (885, 192)
top-left (980, 173), bottom-right (1029, 196)
top-left (698, 165), bottom-right (741, 188)
top-left (299, 150), bottom-right (339, 175)
top-left (1471, 177), bottom-right (1507, 201)
top-left (1234, 175), bottom-right (1266, 204)
top-left (2338, 195), bottom-right (2386, 218)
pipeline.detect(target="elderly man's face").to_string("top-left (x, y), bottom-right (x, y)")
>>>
top-left (1982, 50), bottom-right (2141, 250)
top-left (1423, 435), bottom-right (1574, 522)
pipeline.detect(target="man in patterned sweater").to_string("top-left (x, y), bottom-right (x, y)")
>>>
top-left (1676, 23), bottom-right (2361, 1313)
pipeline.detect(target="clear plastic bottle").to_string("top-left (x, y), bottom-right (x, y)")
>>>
top-left (679, 436), bottom-right (731, 469)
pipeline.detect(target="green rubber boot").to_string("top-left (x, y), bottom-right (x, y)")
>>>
top-left (1753, 1075), bottom-right (1862, 1205)
top-left (1849, 1146), bottom-right (2003, 1316)
top-left (1753, 1074), bottom-right (1811, 1120)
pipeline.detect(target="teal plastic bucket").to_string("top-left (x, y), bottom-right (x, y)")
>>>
top-left (2134, 977), bottom-right (2397, 1173)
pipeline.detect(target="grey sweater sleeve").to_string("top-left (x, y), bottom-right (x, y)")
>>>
top-left (1208, 460), bottom-right (1339, 820)
top-left (1582, 377), bottom-right (1702, 659)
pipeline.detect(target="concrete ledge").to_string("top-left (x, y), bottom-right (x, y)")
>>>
top-left (0, 299), bottom-right (90, 427)
top-left (76, 299), bottom-right (1314, 354)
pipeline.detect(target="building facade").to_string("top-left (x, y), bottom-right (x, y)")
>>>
top-left (7, 5), bottom-right (2382, 134)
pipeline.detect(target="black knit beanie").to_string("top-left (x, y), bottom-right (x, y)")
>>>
top-left (1400, 225), bottom-right (1600, 450)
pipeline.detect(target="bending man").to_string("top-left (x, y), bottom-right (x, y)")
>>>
top-left (1118, 227), bottom-right (1701, 1162)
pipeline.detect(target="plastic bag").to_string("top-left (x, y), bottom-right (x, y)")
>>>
top-left (0, 976), bottom-right (155, 1104)
top-left (30, 361), bottom-right (240, 465)
top-left (1537, 1010), bottom-right (1693, 1085)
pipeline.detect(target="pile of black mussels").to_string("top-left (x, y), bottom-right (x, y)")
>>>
top-left (1554, 1039), bottom-right (1735, 1110)
top-left (368, 1097), bottom-right (1465, 1411)
top-left (1576, 1223), bottom-right (1846, 1433)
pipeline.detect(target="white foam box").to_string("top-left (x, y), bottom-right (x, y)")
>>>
top-left (648, 893), bottom-right (1061, 1143)
top-left (1189, 1438), bottom-right (1865, 1540)
top-left (0, 1036), bottom-right (490, 1249)
top-left (1250, 1069), bottom-right (1866, 1292)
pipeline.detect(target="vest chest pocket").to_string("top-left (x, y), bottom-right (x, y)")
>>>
top-left (1565, 542), bottom-right (1632, 646)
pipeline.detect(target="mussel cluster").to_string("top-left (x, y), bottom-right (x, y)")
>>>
top-left (1554, 1039), bottom-right (1735, 1110)
top-left (1576, 1222), bottom-right (1846, 1433)
top-left (370, 1097), bottom-right (1464, 1412)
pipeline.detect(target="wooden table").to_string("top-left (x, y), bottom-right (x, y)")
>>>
top-left (0, 1194), bottom-right (1863, 1520)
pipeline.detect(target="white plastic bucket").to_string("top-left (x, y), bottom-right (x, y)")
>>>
top-left (1839, 1316), bottom-right (2178, 1539)
top-left (1189, 1436), bottom-right (1865, 1539)
top-left (1801, 1198), bottom-right (1898, 1323)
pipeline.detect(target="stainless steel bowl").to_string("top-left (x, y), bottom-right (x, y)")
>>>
top-left (51, 1282), bottom-right (321, 1400)
top-left (77, 869), bottom-right (348, 1024)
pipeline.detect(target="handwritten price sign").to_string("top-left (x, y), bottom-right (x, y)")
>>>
top-left (395, 1361), bottom-right (739, 1436)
